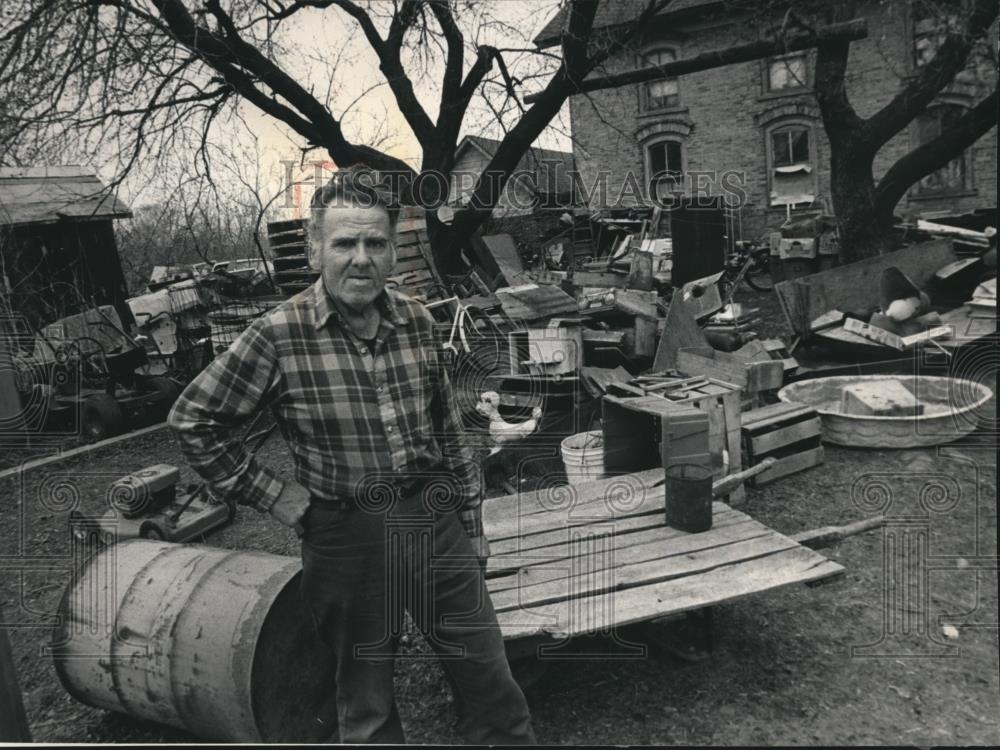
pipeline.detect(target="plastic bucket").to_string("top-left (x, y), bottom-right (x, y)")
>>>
top-left (560, 430), bottom-right (605, 485)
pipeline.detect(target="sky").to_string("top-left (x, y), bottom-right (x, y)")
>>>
top-left (122, 1), bottom-right (573, 216)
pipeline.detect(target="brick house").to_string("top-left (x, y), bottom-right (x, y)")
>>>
top-left (534, 0), bottom-right (998, 240)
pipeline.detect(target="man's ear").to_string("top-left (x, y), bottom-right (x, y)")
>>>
top-left (307, 242), bottom-right (321, 272)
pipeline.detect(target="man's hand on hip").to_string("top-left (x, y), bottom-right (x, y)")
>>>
top-left (269, 480), bottom-right (311, 535)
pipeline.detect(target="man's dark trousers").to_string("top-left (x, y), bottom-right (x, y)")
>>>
top-left (299, 490), bottom-right (536, 744)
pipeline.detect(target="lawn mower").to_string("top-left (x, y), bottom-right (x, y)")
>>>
top-left (70, 411), bottom-right (277, 544)
top-left (25, 305), bottom-right (183, 441)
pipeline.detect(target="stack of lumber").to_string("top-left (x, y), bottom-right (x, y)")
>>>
top-left (387, 210), bottom-right (446, 302)
top-left (266, 218), bottom-right (313, 298)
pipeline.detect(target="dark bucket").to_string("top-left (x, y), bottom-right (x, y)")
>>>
top-left (664, 463), bottom-right (713, 533)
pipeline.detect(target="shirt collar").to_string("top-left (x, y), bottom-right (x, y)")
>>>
top-left (312, 277), bottom-right (408, 330)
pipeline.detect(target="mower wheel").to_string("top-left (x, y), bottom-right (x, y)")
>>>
top-left (140, 522), bottom-right (166, 541)
top-left (82, 393), bottom-right (125, 442)
top-left (146, 376), bottom-right (181, 413)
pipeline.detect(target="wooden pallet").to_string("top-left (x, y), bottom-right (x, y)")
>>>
top-left (482, 468), bottom-right (844, 643)
top-left (741, 402), bottom-right (823, 487)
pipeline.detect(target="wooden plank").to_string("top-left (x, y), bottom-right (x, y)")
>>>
top-left (483, 468), bottom-right (662, 534)
top-left (395, 231), bottom-right (431, 249)
top-left (652, 293), bottom-right (709, 372)
top-left (570, 270), bottom-right (629, 289)
top-left (0, 422), bottom-right (170, 482)
top-left (774, 239), bottom-right (957, 337)
top-left (741, 401), bottom-right (811, 430)
top-left (626, 251), bottom-right (654, 291)
top-left (677, 347), bottom-right (749, 387)
top-left (488, 513), bottom-right (759, 589)
top-left (752, 446), bottom-right (824, 486)
top-left (720, 389), bottom-right (745, 504)
top-left (490, 531), bottom-right (798, 613)
top-left (749, 416), bottom-right (821, 456)
top-left (678, 272), bottom-right (724, 320)
top-left (842, 318), bottom-right (904, 350)
top-left (490, 508), bottom-right (753, 572)
top-left (496, 543), bottom-right (844, 641)
top-left (392, 256), bottom-right (432, 275)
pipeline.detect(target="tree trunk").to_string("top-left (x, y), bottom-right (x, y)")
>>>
top-left (828, 142), bottom-right (896, 263)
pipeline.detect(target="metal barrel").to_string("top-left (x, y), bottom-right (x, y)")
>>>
top-left (51, 540), bottom-right (337, 741)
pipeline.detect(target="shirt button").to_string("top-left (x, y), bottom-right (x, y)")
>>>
top-left (387, 425), bottom-right (394, 433)
top-left (360, 348), bottom-right (368, 355)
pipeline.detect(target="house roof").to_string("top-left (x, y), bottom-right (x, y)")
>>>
top-left (0, 166), bottom-right (133, 227)
top-left (533, 0), bottom-right (723, 49)
top-left (456, 135), bottom-right (576, 195)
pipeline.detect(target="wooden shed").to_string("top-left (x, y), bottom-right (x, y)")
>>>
top-left (0, 166), bottom-right (134, 332)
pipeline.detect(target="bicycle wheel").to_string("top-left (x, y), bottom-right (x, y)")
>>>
top-left (744, 253), bottom-right (774, 292)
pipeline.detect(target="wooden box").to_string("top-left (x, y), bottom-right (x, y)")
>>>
top-left (741, 402), bottom-right (823, 487)
top-left (508, 318), bottom-right (583, 377)
top-left (606, 376), bottom-right (745, 502)
top-left (777, 237), bottom-right (818, 260)
top-left (677, 345), bottom-right (783, 408)
top-left (602, 395), bottom-right (710, 474)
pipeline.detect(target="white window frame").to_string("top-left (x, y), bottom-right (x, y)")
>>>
top-left (765, 122), bottom-right (816, 207)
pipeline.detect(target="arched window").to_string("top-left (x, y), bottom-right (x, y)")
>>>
top-left (646, 138), bottom-right (684, 200)
top-left (640, 48), bottom-right (680, 111)
top-left (766, 123), bottom-right (815, 207)
top-left (914, 105), bottom-right (969, 195)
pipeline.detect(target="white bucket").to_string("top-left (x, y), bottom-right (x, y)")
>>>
top-left (560, 430), bottom-right (605, 485)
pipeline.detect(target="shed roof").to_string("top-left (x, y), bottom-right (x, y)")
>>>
top-left (0, 166), bottom-right (132, 227)
top-left (456, 135), bottom-right (576, 195)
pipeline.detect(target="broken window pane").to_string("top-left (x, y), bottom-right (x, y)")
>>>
top-left (769, 126), bottom-right (814, 206)
top-left (768, 53), bottom-right (807, 90)
top-left (643, 48), bottom-right (679, 109)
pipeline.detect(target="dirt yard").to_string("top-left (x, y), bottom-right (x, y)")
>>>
top-left (2, 287), bottom-right (997, 744)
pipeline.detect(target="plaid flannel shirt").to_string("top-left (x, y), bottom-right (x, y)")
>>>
top-left (167, 280), bottom-right (484, 538)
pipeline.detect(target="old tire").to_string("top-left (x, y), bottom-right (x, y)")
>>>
top-left (82, 393), bottom-right (125, 442)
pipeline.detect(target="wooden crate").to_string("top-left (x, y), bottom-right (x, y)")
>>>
top-left (676, 346), bottom-right (783, 410)
top-left (741, 402), bottom-right (823, 487)
top-left (607, 376), bottom-right (745, 503)
top-left (602, 395), bottom-right (710, 474)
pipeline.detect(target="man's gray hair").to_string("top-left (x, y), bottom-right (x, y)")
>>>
top-left (307, 168), bottom-right (401, 247)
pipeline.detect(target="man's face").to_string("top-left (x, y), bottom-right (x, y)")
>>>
top-left (310, 203), bottom-right (396, 311)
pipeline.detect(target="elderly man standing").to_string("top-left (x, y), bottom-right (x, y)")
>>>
top-left (167, 171), bottom-right (535, 744)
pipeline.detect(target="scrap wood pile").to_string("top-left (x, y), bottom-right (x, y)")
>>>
top-left (428, 206), bottom-right (833, 499)
top-left (777, 232), bottom-right (997, 356)
top-left (438, 204), bottom-right (996, 498)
